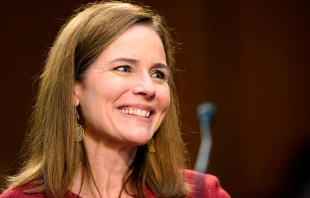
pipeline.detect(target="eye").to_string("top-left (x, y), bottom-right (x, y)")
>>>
top-left (151, 70), bottom-right (166, 80)
top-left (114, 66), bottom-right (131, 72)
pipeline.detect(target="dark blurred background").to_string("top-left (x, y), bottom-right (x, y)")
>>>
top-left (1, 0), bottom-right (309, 197)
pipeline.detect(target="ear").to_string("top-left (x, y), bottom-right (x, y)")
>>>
top-left (74, 82), bottom-right (82, 107)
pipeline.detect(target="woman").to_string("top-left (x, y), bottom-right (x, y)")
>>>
top-left (1, 1), bottom-right (230, 198)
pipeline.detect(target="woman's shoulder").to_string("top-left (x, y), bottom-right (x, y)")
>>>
top-left (184, 169), bottom-right (231, 198)
top-left (1, 186), bottom-right (43, 198)
top-left (0, 186), bottom-right (76, 198)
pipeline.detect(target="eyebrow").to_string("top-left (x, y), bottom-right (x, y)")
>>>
top-left (108, 57), bottom-right (168, 69)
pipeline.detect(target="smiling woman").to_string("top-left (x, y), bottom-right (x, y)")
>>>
top-left (0, 1), bottom-right (230, 198)
top-left (74, 25), bottom-right (170, 148)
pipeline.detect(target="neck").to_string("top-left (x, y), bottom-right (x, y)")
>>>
top-left (70, 134), bottom-right (138, 198)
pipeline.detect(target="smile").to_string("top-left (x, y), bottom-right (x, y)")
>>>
top-left (119, 108), bottom-right (151, 118)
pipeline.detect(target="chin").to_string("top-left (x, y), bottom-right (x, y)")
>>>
top-left (123, 133), bottom-right (153, 146)
top-left (128, 136), bottom-right (153, 146)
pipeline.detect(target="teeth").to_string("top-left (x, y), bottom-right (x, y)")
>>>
top-left (142, 110), bottom-right (146, 117)
top-left (119, 108), bottom-right (151, 118)
top-left (137, 109), bottom-right (141, 116)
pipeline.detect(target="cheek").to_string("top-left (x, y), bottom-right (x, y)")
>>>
top-left (159, 86), bottom-right (171, 112)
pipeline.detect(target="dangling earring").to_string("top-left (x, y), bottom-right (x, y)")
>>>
top-left (75, 124), bottom-right (84, 142)
top-left (75, 111), bottom-right (84, 142)
top-left (147, 138), bottom-right (155, 154)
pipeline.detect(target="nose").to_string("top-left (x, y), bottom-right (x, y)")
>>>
top-left (132, 75), bottom-right (156, 99)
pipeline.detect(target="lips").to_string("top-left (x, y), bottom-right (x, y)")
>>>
top-left (118, 104), bottom-right (155, 118)
top-left (119, 108), bottom-right (151, 117)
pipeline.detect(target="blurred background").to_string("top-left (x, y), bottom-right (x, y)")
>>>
top-left (1, 0), bottom-right (309, 197)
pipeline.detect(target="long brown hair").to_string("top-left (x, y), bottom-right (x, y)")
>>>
top-left (6, 1), bottom-right (189, 197)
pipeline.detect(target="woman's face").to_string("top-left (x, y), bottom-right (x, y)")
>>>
top-left (74, 25), bottom-right (170, 147)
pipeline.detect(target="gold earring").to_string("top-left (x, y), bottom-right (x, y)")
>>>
top-left (75, 124), bottom-right (84, 142)
top-left (75, 110), bottom-right (84, 142)
top-left (147, 138), bottom-right (155, 154)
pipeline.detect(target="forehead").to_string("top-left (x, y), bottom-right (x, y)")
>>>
top-left (100, 25), bottom-right (166, 63)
